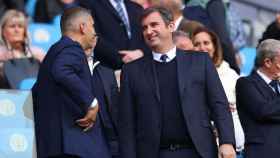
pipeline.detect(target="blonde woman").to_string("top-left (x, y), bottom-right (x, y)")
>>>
top-left (0, 9), bottom-right (45, 88)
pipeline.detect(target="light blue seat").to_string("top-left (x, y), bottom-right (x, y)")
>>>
top-left (239, 47), bottom-right (256, 76)
top-left (25, 0), bottom-right (37, 18)
top-left (0, 90), bottom-right (34, 128)
top-left (28, 23), bottom-right (61, 52)
top-left (18, 78), bottom-right (37, 90)
top-left (0, 128), bottom-right (35, 158)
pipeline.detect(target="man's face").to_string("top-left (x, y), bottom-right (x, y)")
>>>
top-left (83, 16), bottom-right (98, 56)
top-left (265, 51), bottom-right (280, 80)
top-left (141, 12), bottom-right (174, 51)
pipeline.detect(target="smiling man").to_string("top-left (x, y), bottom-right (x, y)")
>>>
top-left (118, 6), bottom-right (236, 158)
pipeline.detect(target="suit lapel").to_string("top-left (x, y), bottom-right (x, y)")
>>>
top-left (95, 66), bottom-right (112, 106)
top-left (251, 71), bottom-right (276, 99)
top-left (176, 50), bottom-right (192, 101)
top-left (143, 56), bottom-right (161, 102)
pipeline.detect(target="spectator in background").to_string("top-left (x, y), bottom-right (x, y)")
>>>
top-left (236, 39), bottom-right (280, 158)
top-left (177, 20), bottom-right (204, 37)
top-left (259, 12), bottom-right (280, 44)
top-left (0, 10), bottom-right (45, 88)
top-left (192, 27), bottom-right (245, 158)
top-left (0, 0), bottom-right (25, 18)
top-left (34, 0), bottom-right (79, 23)
top-left (184, 0), bottom-right (240, 74)
top-left (79, 0), bottom-right (147, 70)
top-left (173, 30), bottom-right (193, 50)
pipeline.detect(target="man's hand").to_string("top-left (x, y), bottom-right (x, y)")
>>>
top-left (119, 49), bottom-right (144, 63)
top-left (76, 105), bottom-right (99, 132)
top-left (219, 144), bottom-right (236, 158)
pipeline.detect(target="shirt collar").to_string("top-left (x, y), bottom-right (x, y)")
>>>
top-left (257, 69), bottom-right (272, 85)
top-left (152, 46), bottom-right (176, 62)
top-left (174, 16), bottom-right (184, 30)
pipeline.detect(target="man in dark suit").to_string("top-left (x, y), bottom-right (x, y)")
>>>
top-left (32, 7), bottom-right (111, 158)
top-left (79, 0), bottom-right (148, 69)
top-left (87, 56), bottom-right (120, 158)
top-left (236, 39), bottom-right (280, 158)
top-left (119, 7), bottom-right (236, 158)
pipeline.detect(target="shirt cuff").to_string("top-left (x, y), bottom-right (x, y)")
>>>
top-left (90, 98), bottom-right (98, 108)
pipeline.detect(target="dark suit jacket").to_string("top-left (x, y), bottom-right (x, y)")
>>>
top-left (236, 71), bottom-right (280, 158)
top-left (92, 65), bottom-right (120, 156)
top-left (119, 50), bottom-right (235, 158)
top-left (32, 36), bottom-right (110, 158)
top-left (79, 0), bottom-right (149, 69)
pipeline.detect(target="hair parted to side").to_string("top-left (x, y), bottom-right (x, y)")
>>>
top-left (60, 7), bottom-right (92, 35)
top-left (141, 6), bottom-right (174, 26)
top-left (255, 39), bottom-right (280, 68)
top-left (192, 27), bottom-right (223, 67)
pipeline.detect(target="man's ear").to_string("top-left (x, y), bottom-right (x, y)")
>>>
top-left (264, 58), bottom-right (272, 68)
top-left (79, 23), bottom-right (86, 34)
top-left (168, 21), bottom-right (175, 32)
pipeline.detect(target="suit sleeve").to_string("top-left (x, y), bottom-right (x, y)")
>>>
top-left (51, 47), bottom-right (94, 110)
top-left (118, 65), bottom-right (136, 158)
top-left (236, 77), bottom-right (280, 122)
top-left (204, 55), bottom-right (235, 145)
top-left (94, 37), bottom-right (124, 69)
top-left (207, 0), bottom-right (240, 74)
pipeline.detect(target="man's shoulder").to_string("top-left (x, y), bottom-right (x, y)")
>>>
top-left (237, 72), bottom-right (257, 85)
top-left (177, 49), bottom-right (209, 60)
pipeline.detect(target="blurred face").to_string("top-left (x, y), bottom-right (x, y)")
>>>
top-left (264, 51), bottom-right (280, 80)
top-left (2, 17), bottom-right (25, 44)
top-left (193, 32), bottom-right (215, 58)
top-left (174, 36), bottom-right (193, 50)
top-left (142, 12), bottom-right (174, 52)
top-left (82, 16), bottom-right (98, 56)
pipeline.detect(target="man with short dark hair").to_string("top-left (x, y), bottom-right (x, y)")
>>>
top-left (32, 7), bottom-right (111, 158)
top-left (236, 39), bottom-right (280, 158)
top-left (119, 6), bottom-right (236, 158)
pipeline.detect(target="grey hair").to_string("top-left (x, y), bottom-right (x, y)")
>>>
top-left (255, 39), bottom-right (280, 68)
top-left (172, 30), bottom-right (190, 43)
top-left (60, 7), bottom-right (92, 35)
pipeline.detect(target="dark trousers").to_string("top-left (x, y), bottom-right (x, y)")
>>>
top-left (160, 148), bottom-right (201, 158)
top-left (47, 154), bottom-right (80, 158)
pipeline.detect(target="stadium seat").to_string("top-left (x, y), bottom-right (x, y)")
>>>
top-left (18, 78), bottom-right (37, 90)
top-left (239, 47), bottom-right (256, 76)
top-left (0, 128), bottom-right (35, 158)
top-left (28, 23), bottom-right (61, 52)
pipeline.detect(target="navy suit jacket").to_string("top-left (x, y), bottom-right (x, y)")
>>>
top-left (236, 71), bottom-right (280, 158)
top-left (32, 36), bottom-right (110, 158)
top-left (79, 0), bottom-right (149, 69)
top-left (92, 64), bottom-right (120, 156)
top-left (119, 50), bottom-right (235, 158)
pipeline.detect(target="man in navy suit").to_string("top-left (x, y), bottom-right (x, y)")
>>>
top-left (32, 7), bottom-right (111, 158)
top-left (87, 55), bottom-right (120, 158)
top-left (118, 7), bottom-right (236, 158)
top-left (79, 0), bottom-right (148, 69)
top-left (236, 39), bottom-right (280, 158)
